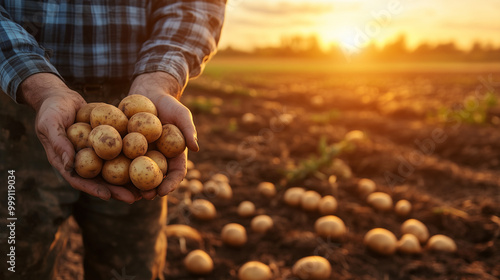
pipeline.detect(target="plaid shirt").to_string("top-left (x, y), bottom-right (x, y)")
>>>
top-left (0, 0), bottom-right (225, 101)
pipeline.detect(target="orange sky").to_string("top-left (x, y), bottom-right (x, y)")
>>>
top-left (219, 0), bottom-right (500, 52)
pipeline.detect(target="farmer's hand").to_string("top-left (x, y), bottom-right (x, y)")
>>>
top-left (19, 73), bottom-right (139, 204)
top-left (129, 72), bottom-right (199, 199)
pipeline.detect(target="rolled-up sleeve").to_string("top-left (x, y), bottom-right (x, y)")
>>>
top-left (134, 0), bottom-right (226, 89)
top-left (0, 6), bottom-right (61, 101)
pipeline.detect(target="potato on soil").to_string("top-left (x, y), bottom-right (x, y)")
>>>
top-left (88, 125), bottom-right (122, 160)
top-left (366, 192), bottom-right (393, 211)
top-left (395, 199), bottom-right (412, 216)
top-left (314, 215), bottom-right (346, 240)
top-left (90, 104), bottom-right (129, 136)
top-left (237, 201), bottom-right (256, 217)
top-left (76, 102), bottom-right (106, 123)
top-left (221, 223), bottom-right (247, 247)
top-left (184, 250), bottom-right (213, 275)
top-left (363, 228), bottom-right (397, 255)
top-left (301, 190), bottom-right (321, 211)
top-left (257, 182), bottom-right (276, 198)
top-left (145, 150), bottom-right (168, 175)
top-left (156, 124), bottom-right (186, 158)
top-left (67, 122), bottom-right (92, 151)
top-left (397, 233), bottom-right (422, 254)
top-left (357, 178), bottom-right (376, 196)
top-left (101, 155), bottom-right (131, 185)
top-left (189, 199), bottom-right (216, 220)
top-left (127, 112), bottom-right (162, 143)
top-left (187, 179), bottom-right (203, 195)
top-left (251, 215), bottom-right (273, 233)
top-left (292, 256), bottom-right (332, 280)
top-left (74, 148), bottom-right (103, 179)
top-left (401, 219), bottom-right (429, 243)
top-left (129, 156), bottom-right (163, 191)
top-left (426, 234), bottom-right (457, 252)
top-left (186, 169), bottom-right (201, 180)
top-left (318, 195), bottom-right (338, 215)
top-left (283, 187), bottom-right (306, 207)
top-left (118, 94), bottom-right (158, 118)
top-left (122, 132), bottom-right (148, 159)
top-left (238, 261), bottom-right (272, 280)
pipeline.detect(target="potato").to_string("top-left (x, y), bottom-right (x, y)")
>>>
top-left (127, 112), bottom-right (162, 143)
top-left (186, 169), bottom-right (201, 180)
top-left (76, 102), bottom-right (106, 123)
top-left (67, 122), bottom-right (92, 151)
top-left (401, 219), bottom-right (429, 243)
top-left (211, 173), bottom-right (229, 183)
top-left (363, 228), bottom-right (397, 255)
top-left (366, 192), bottom-right (393, 211)
top-left (187, 179), bottom-right (203, 195)
top-left (395, 199), bottom-right (412, 216)
top-left (101, 155), bottom-right (131, 185)
top-left (318, 195), bottom-right (338, 215)
top-left (145, 150), bottom-right (168, 175)
top-left (238, 261), bottom-right (272, 280)
top-left (251, 215), bottom-right (273, 233)
top-left (426, 234), bottom-right (457, 252)
top-left (189, 199), bottom-right (217, 220)
top-left (186, 160), bottom-right (195, 170)
top-left (129, 156), bottom-right (163, 191)
top-left (314, 215), bottom-right (346, 240)
top-left (118, 94), bottom-right (158, 118)
top-left (122, 132), bottom-right (148, 159)
top-left (357, 178), bottom-right (376, 196)
top-left (184, 250), bottom-right (213, 275)
top-left (301, 190), bottom-right (321, 211)
top-left (74, 148), bottom-right (103, 178)
top-left (237, 201), bottom-right (256, 217)
top-left (397, 233), bottom-right (422, 254)
top-left (156, 124), bottom-right (186, 158)
top-left (283, 187), bottom-right (306, 207)
top-left (88, 125), bottom-right (122, 160)
top-left (292, 256), bottom-right (332, 280)
top-left (90, 104), bottom-right (129, 136)
top-left (257, 182), bottom-right (276, 198)
top-left (221, 223), bottom-right (247, 247)
top-left (204, 180), bottom-right (232, 199)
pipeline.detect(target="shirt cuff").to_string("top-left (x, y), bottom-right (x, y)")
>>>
top-left (0, 52), bottom-right (62, 102)
top-left (133, 50), bottom-right (190, 91)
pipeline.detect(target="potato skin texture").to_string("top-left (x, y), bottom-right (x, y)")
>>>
top-left (118, 94), bottom-right (158, 118)
top-left (88, 125), bottom-right (123, 160)
top-left (90, 104), bottom-right (129, 136)
top-left (76, 102), bottom-right (106, 123)
top-left (156, 124), bottom-right (186, 158)
top-left (127, 112), bottom-right (162, 143)
top-left (129, 156), bottom-right (163, 191)
top-left (145, 150), bottom-right (168, 175)
top-left (102, 155), bottom-right (131, 185)
top-left (122, 132), bottom-right (148, 159)
top-left (67, 122), bottom-right (92, 151)
top-left (75, 148), bottom-right (103, 178)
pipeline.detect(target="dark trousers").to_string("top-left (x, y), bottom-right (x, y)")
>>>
top-left (0, 85), bottom-right (167, 280)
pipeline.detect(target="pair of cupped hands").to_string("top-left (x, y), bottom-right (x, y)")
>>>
top-left (19, 72), bottom-right (199, 204)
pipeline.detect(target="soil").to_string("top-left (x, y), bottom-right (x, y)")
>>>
top-left (60, 70), bottom-right (500, 279)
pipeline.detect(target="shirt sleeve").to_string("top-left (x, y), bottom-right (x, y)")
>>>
top-left (0, 6), bottom-right (62, 102)
top-left (134, 0), bottom-right (226, 90)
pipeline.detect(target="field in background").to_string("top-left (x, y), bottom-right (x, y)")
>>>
top-left (55, 58), bottom-right (500, 279)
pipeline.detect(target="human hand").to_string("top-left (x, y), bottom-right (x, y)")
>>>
top-left (19, 73), bottom-right (139, 204)
top-left (128, 72), bottom-right (199, 198)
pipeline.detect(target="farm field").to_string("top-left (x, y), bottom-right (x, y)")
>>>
top-left (59, 58), bottom-right (500, 279)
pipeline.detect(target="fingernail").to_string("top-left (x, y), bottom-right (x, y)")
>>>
top-left (194, 137), bottom-right (200, 151)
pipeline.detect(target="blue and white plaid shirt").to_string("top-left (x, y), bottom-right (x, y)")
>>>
top-left (0, 0), bottom-right (225, 101)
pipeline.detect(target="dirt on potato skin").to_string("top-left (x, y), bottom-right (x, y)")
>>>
top-left (59, 70), bottom-right (500, 280)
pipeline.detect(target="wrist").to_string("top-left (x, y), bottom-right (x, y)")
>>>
top-left (18, 73), bottom-right (68, 111)
top-left (131, 72), bottom-right (182, 102)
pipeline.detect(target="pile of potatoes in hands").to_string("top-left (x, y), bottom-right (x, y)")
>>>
top-left (66, 94), bottom-right (186, 191)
